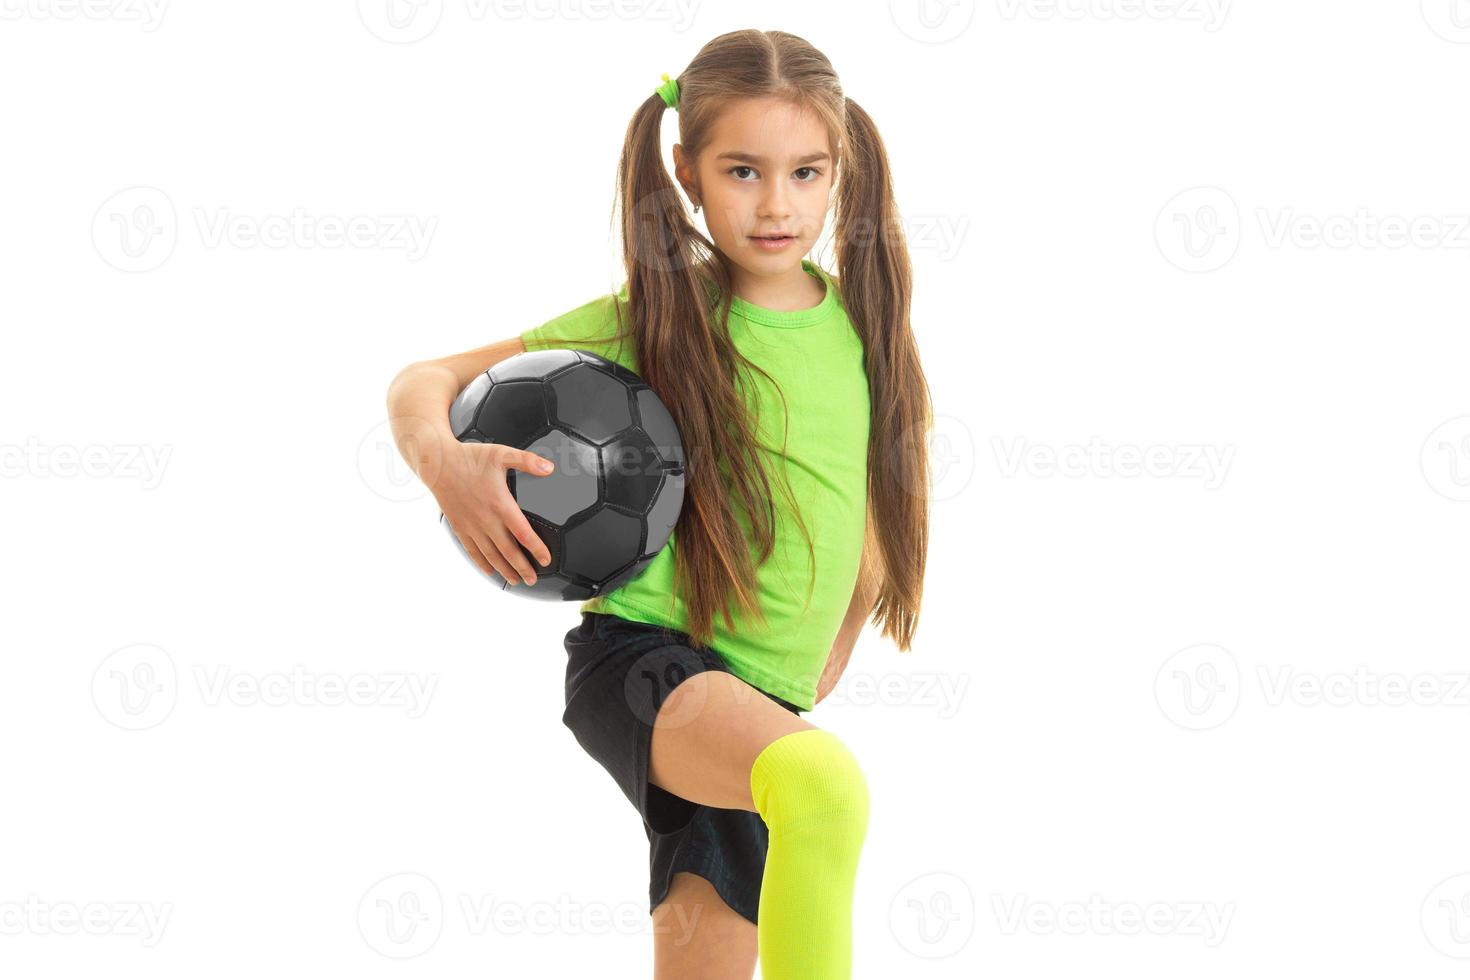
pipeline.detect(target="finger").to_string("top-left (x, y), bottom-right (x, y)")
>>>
top-left (445, 519), bottom-right (491, 576)
top-left (464, 528), bottom-right (519, 586)
top-left (489, 523), bottom-right (538, 586)
top-left (505, 448), bottom-right (555, 477)
top-left (502, 502), bottom-right (553, 568)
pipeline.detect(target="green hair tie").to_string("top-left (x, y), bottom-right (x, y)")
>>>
top-left (655, 72), bottom-right (680, 111)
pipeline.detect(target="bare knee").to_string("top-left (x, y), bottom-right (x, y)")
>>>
top-left (648, 670), bottom-right (815, 812)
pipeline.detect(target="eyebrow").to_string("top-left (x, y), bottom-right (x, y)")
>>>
top-left (715, 151), bottom-right (830, 165)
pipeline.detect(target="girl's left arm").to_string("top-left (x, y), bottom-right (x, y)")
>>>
top-left (814, 509), bottom-right (884, 704)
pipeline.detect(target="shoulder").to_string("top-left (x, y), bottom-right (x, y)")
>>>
top-left (520, 283), bottom-right (637, 372)
top-left (545, 286), bottom-right (627, 325)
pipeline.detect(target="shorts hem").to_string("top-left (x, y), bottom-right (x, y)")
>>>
top-left (651, 863), bottom-right (760, 927)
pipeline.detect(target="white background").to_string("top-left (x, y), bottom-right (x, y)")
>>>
top-left (3, 1), bottom-right (1469, 977)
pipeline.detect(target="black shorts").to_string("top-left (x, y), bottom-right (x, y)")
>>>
top-left (560, 611), bottom-right (804, 926)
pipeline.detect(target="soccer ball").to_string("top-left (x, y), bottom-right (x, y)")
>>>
top-left (440, 348), bottom-right (685, 600)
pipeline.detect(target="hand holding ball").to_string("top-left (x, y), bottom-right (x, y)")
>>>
top-left (440, 349), bottom-right (685, 601)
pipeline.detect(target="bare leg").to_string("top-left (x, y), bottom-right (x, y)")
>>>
top-left (647, 670), bottom-right (816, 812)
top-left (652, 871), bottom-right (757, 980)
top-left (644, 671), bottom-right (819, 973)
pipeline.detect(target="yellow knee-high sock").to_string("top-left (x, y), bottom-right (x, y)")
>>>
top-left (749, 728), bottom-right (870, 980)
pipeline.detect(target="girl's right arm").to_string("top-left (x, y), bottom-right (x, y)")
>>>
top-left (385, 337), bottom-right (556, 587)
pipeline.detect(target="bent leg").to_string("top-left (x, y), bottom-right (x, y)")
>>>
top-left (646, 673), bottom-right (868, 979)
top-left (647, 670), bottom-right (816, 813)
top-left (749, 729), bottom-right (870, 980)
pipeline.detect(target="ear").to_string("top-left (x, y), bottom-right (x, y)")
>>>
top-left (671, 143), bottom-right (700, 205)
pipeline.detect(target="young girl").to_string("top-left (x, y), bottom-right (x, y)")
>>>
top-left (386, 29), bottom-right (930, 979)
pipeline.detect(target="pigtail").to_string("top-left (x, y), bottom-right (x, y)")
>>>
top-left (836, 96), bottom-right (933, 652)
top-left (615, 88), bottom-right (789, 645)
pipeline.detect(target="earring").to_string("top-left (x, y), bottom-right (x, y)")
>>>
top-left (693, 203), bottom-right (701, 214)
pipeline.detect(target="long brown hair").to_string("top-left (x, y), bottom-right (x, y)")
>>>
top-left (585, 29), bottom-right (931, 652)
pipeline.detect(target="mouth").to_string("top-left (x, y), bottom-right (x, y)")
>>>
top-left (749, 233), bottom-right (797, 250)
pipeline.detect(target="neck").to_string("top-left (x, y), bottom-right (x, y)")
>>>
top-left (729, 261), bottom-right (822, 312)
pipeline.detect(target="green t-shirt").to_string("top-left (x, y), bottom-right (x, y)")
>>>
top-left (519, 259), bottom-right (869, 710)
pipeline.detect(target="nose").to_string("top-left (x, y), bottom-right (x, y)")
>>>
top-left (757, 181), bottom-right (793, 222)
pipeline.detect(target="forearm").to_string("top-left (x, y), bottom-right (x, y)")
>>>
top-left (385, 361), bottom-right (461, 483)
top-left (831, 573), bottom-right (880, 661)
top-left (815, 571), bottom-right (881, 703)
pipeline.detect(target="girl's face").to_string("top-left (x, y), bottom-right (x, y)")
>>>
top-left (673, 97), bottom-right (834, 290)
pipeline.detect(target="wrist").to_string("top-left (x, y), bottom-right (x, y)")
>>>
top-left (387, 411), bottom-right (457, 488)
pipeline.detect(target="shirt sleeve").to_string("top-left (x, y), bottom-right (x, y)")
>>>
top-left (519, 285), bottom-right (639, 374)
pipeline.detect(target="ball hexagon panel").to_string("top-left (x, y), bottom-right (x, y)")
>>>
top-left (475, 381), bottom-right (551, 448)
top-left (602, 429), bottom-right (664, 516)
top-left (513, 429), bottom-right (601, 526)
top-left (563, 508), bottom-right (644, 583)
top-left (635, 388), bottom-right (685, 465)
top-left (550, 364), bottom-right (632, 444)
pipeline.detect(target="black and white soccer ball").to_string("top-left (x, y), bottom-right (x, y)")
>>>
top-left (440, 348), bottom-right (685, 601)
